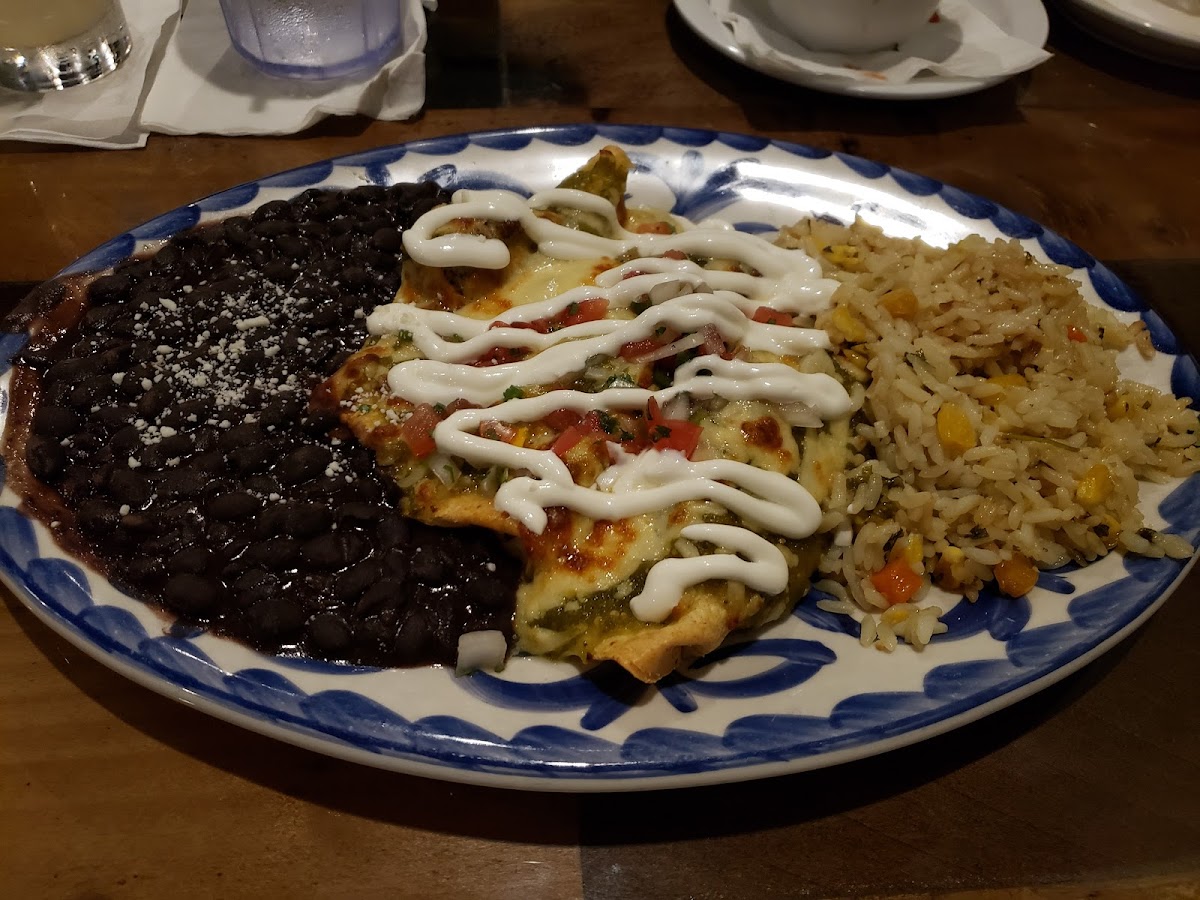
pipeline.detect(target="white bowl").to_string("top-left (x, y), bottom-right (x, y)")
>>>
top-left (766, 0), bottom-right (942, 53)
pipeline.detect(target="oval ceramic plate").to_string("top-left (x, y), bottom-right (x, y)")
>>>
top-left (2, 125), bottom-right (1197, 791)
top-left (1057, 0), bottom-right (1200, 68)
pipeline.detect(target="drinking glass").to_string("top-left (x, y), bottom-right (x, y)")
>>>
top-left (216, 0), bottom-right (406, 81)
top-left (0, 0), bottom-right (132, 92)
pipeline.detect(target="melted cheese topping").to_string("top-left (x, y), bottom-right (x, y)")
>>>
top-left (374, 187), bottom-right (851, 623)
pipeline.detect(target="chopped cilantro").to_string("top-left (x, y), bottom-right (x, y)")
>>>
top-left (654, 425), bottom-right (672, 439)
top-left (503, 385), bottom-right (525, 400)
top-left (597, 411), bottom-right (618, 434)
top-left (433, 402), bottom-right (446, 414)
top-left (397, 329), bottom-right (413, 343)
top-left (602, 373), bottom-right (635, 389)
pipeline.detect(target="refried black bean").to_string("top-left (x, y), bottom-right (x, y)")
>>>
top-left (13, 182), bottom-right (521, 668)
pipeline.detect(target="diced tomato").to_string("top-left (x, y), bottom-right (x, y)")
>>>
top-left (544, 408), bottom-right (582, 431)
top-left (869, 559), bottom-right (924, 606)
top-left (517, 297), bottom-right (610, 335)
top-left (490, 319), bottom-right (547, 334)
top-left (480, 420), bottom-right (518, 443)
top-left (471, 345), bottom-right (527, 367)
top-left (650, 419), bottom-right (702, 457)
top-left (752, 306), bottom-right (794, 327)
top-left (1067, 325), bottom-right (1087, 343)
top-left (619, 337), bottom-right (665, 361)
top-left (645, 397), bottom-right (703, 458)
top-left (550, 426), bottom-right (584, 458)
top-left (581, 411), bottom-right (606, 435)
top-left (399, 403), bottom-right (440, 459)
top-left (700, 324), bottom-right (726, 357)
top-left (561, 298), bottom-right (609, 327)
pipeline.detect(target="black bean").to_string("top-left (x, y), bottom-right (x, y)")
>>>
top-left (371, 227), bottom-right (403, 253)
top-left (381, 548), bottom-right (410, 580)
top-left (260, 257), bottom-right (297, 283)
top-left (378, 515), bottom-right (411, 549)
top-left (107, 468), bottom-right (153, 508)
top-left (82, 304), bottom-right (124, 329)
top-left (410, 545), bottom-right (448, 581)
top-left (168, 546), bottom-right (212, 575)
top-left (281, 500), bottom-right (332, 537)
top-left (136, 385), bottom-right (172, 418)
top-left (76, 498), bottom-right (120, 536)
top-left (156, 433), bottom-right (196, 458)
top-left (93, 404), bottom-right (135, 432)
top-left (151, 243), bottom-right (182, 272)
top-left (119, 512), bottom-right (159, 534)
top-left (252, 199), bottom-right (294, 223)
top-left (277, 445), bottom-right (332, 485)
top-left (208, 490), bottom-right (263, 521)
top-left (217, 422), bottom-right (264, 451)
top-left (228, 443), bottom-right (276, 474)
top-left (336, 501), bottom-right (382, 526)
top-left (275, 234), bottom-right (309, 259)
top-left (32, 405), bottom-right (80, 440)
top-left (301, 532), bottom-right (369, 570)
top-left (163, 574), bottom-right (223, 616)
top-left (245, 595), bottom-right (305, 640)
top-left (239, 537), bottom-right (300, 570)
top-left (88, 273), bottom-right (134, 304)
top-left (307, 612), bottom-right (352, 653)
top-left (156, 468), bottom-right (211, 499)
top-left (46, 356), bottom-right (100, 384)
top-left (393, 608), bottom-right (433, 658)
top-left (26, 437), bottom-right (67, 483)
top-left (356, 579), bottom-right (404, 617)
top-left (348, 185), bottom-right (387, 205)
top-left (230, 569), bottom-right (278, 607)
top-left (109, 425), bottom-right (141, 455)
top-left (332, 558), bottom-right (383, 603)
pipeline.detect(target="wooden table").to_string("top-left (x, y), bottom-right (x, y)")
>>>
top-left (3, 3), bottom-right (1199, 897)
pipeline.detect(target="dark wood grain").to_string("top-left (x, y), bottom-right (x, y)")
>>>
top-left (2, 1), bottom-right (1200, 897)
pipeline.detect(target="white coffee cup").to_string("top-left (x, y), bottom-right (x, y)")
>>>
top-left (765, 0), bottom-right (941, 54)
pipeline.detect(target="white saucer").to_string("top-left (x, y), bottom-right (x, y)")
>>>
top-left (1057, 0), bottom-right (1200, 68)
top-left (672, 0), bottom-right (1050, 99)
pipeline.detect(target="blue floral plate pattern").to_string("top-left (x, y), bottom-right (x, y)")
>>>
top-left (2, 125), bottom-right (1196, 791)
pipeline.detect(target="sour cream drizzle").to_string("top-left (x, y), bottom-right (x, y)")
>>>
top-left (383, 186), bottom-right (850, 623)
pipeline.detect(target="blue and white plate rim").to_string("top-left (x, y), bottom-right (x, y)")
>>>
top-left (2, 123), bottom-right (1197, 792)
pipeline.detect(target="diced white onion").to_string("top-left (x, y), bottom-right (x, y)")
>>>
top-left (639, 331), bottom-right (707, 362)
top-left (455, 630), bottom-right (508, 675)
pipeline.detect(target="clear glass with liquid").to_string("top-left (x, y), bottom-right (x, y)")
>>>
top-left (0, 0), bottom-right (132, 92)
top-left (217, 0), bottom-right (405, 80)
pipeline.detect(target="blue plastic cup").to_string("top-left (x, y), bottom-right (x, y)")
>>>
top-left (217, 0), bottom-right (406, 80)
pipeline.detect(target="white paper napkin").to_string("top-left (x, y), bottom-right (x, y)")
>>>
top-left (0, 0), bottom-right (182, 149)
top-left (141, 0), bottom-right (429, 136)
top-left (712, 0), bottom-right (1051, 85)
